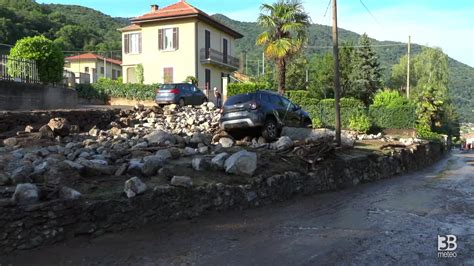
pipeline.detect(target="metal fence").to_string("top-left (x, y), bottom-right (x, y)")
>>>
top-left (0, 54), bottom-right (40, 83)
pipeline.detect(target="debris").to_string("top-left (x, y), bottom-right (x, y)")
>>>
top-left (124, 177), bottom-right (147, 198)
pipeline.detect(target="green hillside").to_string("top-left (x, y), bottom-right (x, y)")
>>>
top-left (212, 14), bottom-right (473, 123)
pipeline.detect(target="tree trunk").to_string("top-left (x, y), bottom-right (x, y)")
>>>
top-left (277, 58), bottom-right (286, 95)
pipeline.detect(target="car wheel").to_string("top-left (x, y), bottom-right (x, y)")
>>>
top-left (262, 118), bottom-right (279, 141)
top-left (178, 98), bottom-right (185, 107)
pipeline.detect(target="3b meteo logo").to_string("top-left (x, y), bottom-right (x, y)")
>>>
top-left (438, 235), bottom-right (458, 258)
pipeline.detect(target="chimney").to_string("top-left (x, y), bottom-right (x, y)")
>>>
top-left (151, 4), bottom-right (159, 12)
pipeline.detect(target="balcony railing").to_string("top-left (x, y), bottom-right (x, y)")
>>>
top-left (200, 48), bottom-right (239, 70)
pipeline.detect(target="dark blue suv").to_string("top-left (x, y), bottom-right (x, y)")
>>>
top-left (219, 90), bottom-right (312, 141)
top-left (156, 83), bottom-right (207, 106)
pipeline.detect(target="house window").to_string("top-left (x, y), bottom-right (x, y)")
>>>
top-left (124, 32), bottom-right (142, 54)
top-left (163, 67), bottom-right (173, 83)
top-left (84, 67), bottom-right (89, 72)
top-left (100, 67), bottom-right (104, 74)
top-left (158, 28), bottom-right (179, 51)
top-left (205, 69), bottom-right (211, 90)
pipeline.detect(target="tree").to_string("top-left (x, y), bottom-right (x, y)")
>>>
top-left (256, 0), bottom-right (310, 95)
top-left (349, 33), bottom-right (382, 104)
top-left (308, 53), bottom-right (334, 99)
top-left (286, 55), bottom-right (309, 90)
top-left (371, 89), bottom-right (408, 107)
top-left (9, 35), bottom-right (64, 83)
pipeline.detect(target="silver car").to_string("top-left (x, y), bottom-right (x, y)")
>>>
top-left (156, 83), bottom-right (208, 106)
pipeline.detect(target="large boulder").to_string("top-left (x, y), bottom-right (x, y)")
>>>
top-left (211, 152), bottom-right (229, 170)
top-left (144, 130), bottom-right (176, 145)
top-left (224, 150), bottom-right (257, 176)
top-left (47, 117), bottom-right (70, 137)
top-left (192, 157), bottom-right (210, 171)
top-left (12, 183), bottom-right (39, 204)
top-left (141, 155), bottom-right (166, 176)
top-left (124, 177), bottom-right (147, 198)
top-left (60, 186), bottom-right (82, 200)
top-left (170, 176), bottom-right (193, 188)
top-left (270, 136), bottom-right (294, 151)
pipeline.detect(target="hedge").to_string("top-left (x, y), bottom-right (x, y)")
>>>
top-left (369, 105), bottom-right (416, 129)
top-left (227, 82), bottom-right (270, 97)
top-left (317, 98), bottom-right (367, 129)
top-left (76, 78), bottom-right (158, 101)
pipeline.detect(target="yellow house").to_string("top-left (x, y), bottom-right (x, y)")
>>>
top-left (65, 53), bottom-right (122, 84)
top-left (120, 0), bottom-right (243, 96)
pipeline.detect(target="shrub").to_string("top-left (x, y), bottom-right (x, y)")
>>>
top-left (416, 124), bottom-right (443, 142)
top-left (286, 90), bottom-right (310, 105)
top-left (312, 117), bottom-right (323, 128)
top-left (227, 82), bottom-right (270, 97)
top-left (369, 105), bottom-right (416, 129)
top-left (185, 76), bottom-right (198, 86)
top-left (317, 98), bottom-right (366, 129)
top-left (76, 78), bottom-right (158, 101)
top-left (372, 89), bottom-right (408, 107)
top-left (349, 113), bottom-right (372, 133)
top-left (8, 36), bottom-right (64, 83)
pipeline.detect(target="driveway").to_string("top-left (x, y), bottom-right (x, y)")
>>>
top-left (3, 151), bottom-right (473, 265)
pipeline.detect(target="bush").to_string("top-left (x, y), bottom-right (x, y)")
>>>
top-left (416, 124), bottom-right (443, 142)
top-left (349, 113), bottom-right (372, 133)
top-left (76, 78), bottom-right (158, 101)
top-left (372, 89), bottom-right (408, 107)
top-left (312, 117), bottom-right (323, 128)
top-left (317, 98), bottom-right (366, 129)
top-left (286, 90), bottom-right (310, 105)
top-left (227, 82), bottom-right (269, 97)
top-left (8, 36), bottom-right (64, 83)
top-left (369, 105), bottom-right (416, 129)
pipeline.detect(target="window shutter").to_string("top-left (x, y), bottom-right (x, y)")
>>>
top-left (124, 34), bottom-right (129, 54)
top-left (173, 28), bottom-right (179, 50)
top-left (138, 33), bottom-right (142, 53)
top-left (158, 29), bottom-right (163, 50)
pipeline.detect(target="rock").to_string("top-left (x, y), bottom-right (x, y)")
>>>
top-left (3, 137), bottom-right (17, 147)
top-left (11, 163), bottom-right (34, 184)
top-left (12, 183), bottom-right (39, 204)
top-left (89, 126), bottom-right (100, 137)
top-left (271, 136), bottom-right (293, 151)
top-left (211, 152), bottom-right (229, 170)
top-left (158, 167), bottom-right (174, 180)
top-left (131, 142), bottom-right (148, 150)
top-left (183, 147), bottom-right (198, 156)
top-left (224, 150), bottom-right (258, 176)
top-left (281, 127), bottom-right (333, 143)
top-left (38, 125), bottom-right (55, 139)
top-left (0, 173), bottom-right (12, 186)
top-left (198, 146), bottom-right (209, 154)
top-left (64, 160), bottom-right (85, 172)
top-left (170, 176), bottom-right (193, 188)
top-left (219, 137), bottom-right (234, 148)
top-left (24, 125), bottom-right (34, 133)
top-left (207, 102), bottom-right (215, 109)
top-left (78, 159), bottom-right (116, 176)
top-left (141, 155), bottom-right (166, 176)
top-left (155, 149), bottom-right (172, 161)
top-left (186, 117), bottom-right (195, 126)
top-left (127, 160), bottom-right (144, 176)
top-left (144, 130), bottom-right (176, 145)
top-left (59, 187), bottom-right (82, 200)
top-left (115, 163), bottom-right (128, 176)
top-left (168, 147), bottom-right (181, 159)
top-left (192, 157), bottom-right (209, 171)
top-left (124, 177), bottom-right (147, 198)
top-left (47, 117), bottom-right (70, 137)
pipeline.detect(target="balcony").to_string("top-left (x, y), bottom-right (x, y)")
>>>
top-left (200, 48), bottom-right (239, 70)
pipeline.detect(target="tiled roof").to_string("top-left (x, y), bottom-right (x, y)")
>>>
top-left (119, 24), bottom-right (141, 32)
top-left (130, 0), bottom-right (243, 38)
top-left (65, 53), bottom-right (122, 65)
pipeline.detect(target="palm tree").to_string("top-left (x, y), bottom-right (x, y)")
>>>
top-left (256, 0), bottom-right (310, 95)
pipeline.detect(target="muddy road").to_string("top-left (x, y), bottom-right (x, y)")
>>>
top-left (3, 151), bottom-right (473, 265)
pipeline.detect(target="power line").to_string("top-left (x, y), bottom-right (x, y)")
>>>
top-left (307, 43), bottom-right (406, 49)
top-left (323, 0), bottom-right (332, 17)
top-left (359, 0), bottom-right (382, 27)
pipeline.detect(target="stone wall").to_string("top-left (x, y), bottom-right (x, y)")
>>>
top-left (0, 143), bottom-right (445, 253)
top-left (0, 109), bottom-right (120, 137)
top-left (0, 81), bottom-right (77, 111)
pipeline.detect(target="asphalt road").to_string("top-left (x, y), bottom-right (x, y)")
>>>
top-left (2, 151), bottom-right (474, 265)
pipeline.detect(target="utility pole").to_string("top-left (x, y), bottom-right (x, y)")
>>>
top-left (262, 52), bottom-right (265, 75)
top-left (332, 0), bottom-right (342, 147)
top-left (406, 35), bottom-right (411, 98)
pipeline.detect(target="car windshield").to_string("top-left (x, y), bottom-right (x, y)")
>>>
top-left (225, 94), bottom-right (255, 105)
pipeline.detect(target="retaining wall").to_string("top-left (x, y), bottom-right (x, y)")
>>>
top-left (0, 81), bottom-right (77, 111)
top-left (0, 143), bottom-right (445, 253)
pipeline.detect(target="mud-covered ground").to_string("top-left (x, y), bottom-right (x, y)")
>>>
top-left (2, 151), bottom-right (473, 265)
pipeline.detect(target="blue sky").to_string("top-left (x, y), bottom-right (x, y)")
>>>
top-left (39, 0), bottom-right (474, 67)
